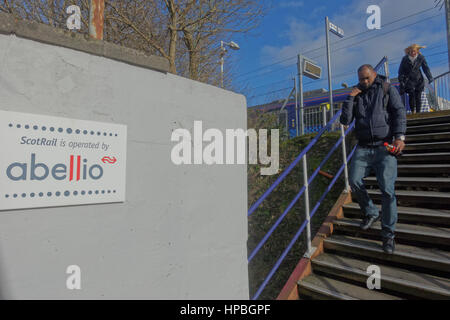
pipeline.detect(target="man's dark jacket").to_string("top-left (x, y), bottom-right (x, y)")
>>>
top-left (340, 75), bottom-right (406, 147)
top-left (398, 53), bottom-right (433, 92)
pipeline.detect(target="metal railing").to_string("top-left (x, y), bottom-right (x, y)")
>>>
top-left (374, 56), bottom-right (390, 81)
top-left (249, 56), bottom-right (390, 299)
top-left (303, 103), bottom-right (341, 134)
top-left (248, 109), bottom-right (355, 300)
top-left (431, 71), bottom-right (450, 110)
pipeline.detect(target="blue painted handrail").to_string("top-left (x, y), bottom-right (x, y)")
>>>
top-left (251, 144), bottom-right (357, 300)
top-left (247, 122), bottom-right (355, 263)
top-left (374, 56), bottom-right (387, 72)
top-left (248, 109), bottom-right (343, 217)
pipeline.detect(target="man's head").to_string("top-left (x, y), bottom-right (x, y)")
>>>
top-left (357, 64), bottom-right (377, 90)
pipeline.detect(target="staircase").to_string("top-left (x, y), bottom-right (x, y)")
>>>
top-left (297, 113), bottom-right (450, 300)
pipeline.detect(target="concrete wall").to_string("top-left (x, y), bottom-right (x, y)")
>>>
top-left (0, 15), bottom-right (248, 299)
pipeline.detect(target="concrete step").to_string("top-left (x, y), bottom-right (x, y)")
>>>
top-left (404, 141), bottom-right (450, 153)
top-left (364, 176), bottom-right (450, 189)
top-left (407, 115), bottom-right (450, 127)
top-left (366, 189), bottom-right (450, 208)
top-left (405, 132), bottom-right (450, 143)
top-left (297, 273), bottom-right (401, 300)
top-left (333, 218), bottom-right (450, 248)
top-left (323, 235), bottom-right (450, 275)
top-left (398, 152), bottom-right (450, 165)
top-left (396, 164), bottom-right (450, 176)
top-left (406, 123), bottom-right (450, 135)
top-left (343, 202), bottom-right (450, 227)
top-left (312, 253), bottom-right (450, 299)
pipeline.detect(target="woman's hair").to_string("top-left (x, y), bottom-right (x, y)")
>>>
top-left (405, 43), bottom-right (426, 55)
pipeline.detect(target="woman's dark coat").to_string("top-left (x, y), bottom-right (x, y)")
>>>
top-left (398, 54), bottom-right (433, 93)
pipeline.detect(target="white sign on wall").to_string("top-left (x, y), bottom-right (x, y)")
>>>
top-left (0, 110), bottom-right (127, 211)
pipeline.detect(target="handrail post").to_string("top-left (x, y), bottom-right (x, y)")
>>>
top-left (322, 104), bottom-right (327, 128)
top-left (340, 124), bottom-right (351, 192)
top-left (297, 54), bottom-right (305, 135)
top-left (434, 80), bottom-right (439, 110)
top-left (384, 56), bottom-right (390, 83)
top-left (302, 154), bottom-right (315, 258)
top-left (294, 77), bottom-right (299, 137)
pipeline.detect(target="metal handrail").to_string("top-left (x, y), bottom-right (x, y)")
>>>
top-left (247, 122), bottom-right (354, 263)
top-left (435, 70), bottom-right (450, 80)
top-left (248, 110), bottom-right (343, 217)
top-left (374, 56), bottom-right (388, 71)
top-left (250, 118), bottom-right (355, 299)
top-left (251, 144), bottom-right (357, 300)
top-left (249, 56), bottom-right (388, 299)
top-left (429, 70), bottom-right (450, 111)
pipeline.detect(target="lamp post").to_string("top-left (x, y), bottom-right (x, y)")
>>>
top-left (220, 41), bottom-right (240, 88)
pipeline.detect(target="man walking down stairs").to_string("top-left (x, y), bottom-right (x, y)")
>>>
top-left (297, 111), bottom-right (450, 300)
top-left (340, 65), bottom-right (407, 255)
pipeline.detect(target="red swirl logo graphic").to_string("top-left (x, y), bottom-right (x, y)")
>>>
top-left (101, 156), bottom-right (117, 164)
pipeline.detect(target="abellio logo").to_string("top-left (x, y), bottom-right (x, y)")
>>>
top-left (6, 153), bottom-right (104, 181)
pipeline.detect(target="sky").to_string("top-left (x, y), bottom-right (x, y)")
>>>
top-left (229, 0), bottom-right (449, 106)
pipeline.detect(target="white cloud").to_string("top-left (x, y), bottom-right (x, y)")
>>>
top-left (261, 0), bottom-right (447, 88)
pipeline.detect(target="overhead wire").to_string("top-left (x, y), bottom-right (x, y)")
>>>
top-left (237, 12), bottom-right (444, 85)
top-left (235, 6), bottom-right (440, 80)
top-left (243, 44), bottom-right (446, 95)
top-left (247, 49), bottom-right (448, 101)
top-left (240, 16), bottom-right (445, 97)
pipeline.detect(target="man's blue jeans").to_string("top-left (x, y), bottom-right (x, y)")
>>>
top-left (348, 145), bottom-right (398, 239)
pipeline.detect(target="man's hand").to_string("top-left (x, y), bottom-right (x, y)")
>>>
top-left (350, 87), bottom-right (362, 97)
top-left (393, 139), bottom-right (405, 155)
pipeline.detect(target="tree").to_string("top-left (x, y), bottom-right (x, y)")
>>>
top-left (104, 0), bottom-right (268, 84)
top-left (0, 1), bottom-right (91, 31)
top-left (180, 0), bottom-right (265, 83)
top-left (0, 0), bottom-right (269, 87)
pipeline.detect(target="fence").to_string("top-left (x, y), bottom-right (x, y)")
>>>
top-left (248, 109), bottom-right (355, 299)
top-left (303, 103), bottom-right (341, 134)
top-left (402, 70), bottom-right (450, 113)
top-left (431, 71), bottom-right (450, 110)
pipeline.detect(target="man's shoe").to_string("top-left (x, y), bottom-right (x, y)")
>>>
top-left (382, 238), bottom-right (395, 254)
top-left (360, 215), bottom-right (380, 230)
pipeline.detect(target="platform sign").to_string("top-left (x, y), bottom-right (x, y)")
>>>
top-left (329, 22), bottom-right (344, 38)
top-left (0, 110), bottom-right (127, 211)
top-left (303, 59), bottom-right (322, 80)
